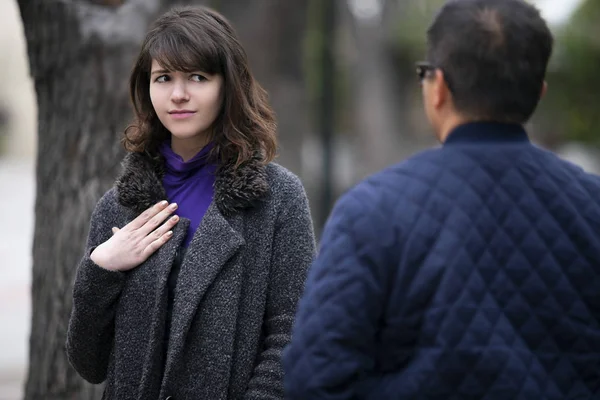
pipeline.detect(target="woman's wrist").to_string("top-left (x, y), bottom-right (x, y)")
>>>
top-left (90, 245), bottom-right (119, 271)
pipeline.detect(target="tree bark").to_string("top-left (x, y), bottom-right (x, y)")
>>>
top-left (18, 0), bottom-right (163, 398)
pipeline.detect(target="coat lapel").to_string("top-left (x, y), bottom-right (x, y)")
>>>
top-left (161, 203), bottom-right (245, 382)
top-left (135, 219), bottom-right (188, 400)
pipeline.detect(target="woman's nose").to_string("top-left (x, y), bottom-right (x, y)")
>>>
top-left (171, 81), bottom-right (189, 103)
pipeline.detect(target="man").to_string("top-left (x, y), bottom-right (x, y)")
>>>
top-left (283, 0), bottom-right (600, 398)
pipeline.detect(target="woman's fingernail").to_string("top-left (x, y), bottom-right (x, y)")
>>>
top-left (159, 200), bottom-right (168, 206)
top-left (170, 203), bottom-right (178, 210)
top-left (171, 215), bottom-right (179, 221)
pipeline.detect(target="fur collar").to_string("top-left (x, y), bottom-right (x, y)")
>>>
top-left (115, 151), bottom-right (269, 217)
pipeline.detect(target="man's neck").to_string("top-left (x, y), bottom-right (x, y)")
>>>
top-left (436, 114), bottom-right (472, 143)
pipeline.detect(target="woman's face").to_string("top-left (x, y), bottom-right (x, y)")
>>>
top-left (149, 59), bottom-right (224, 145)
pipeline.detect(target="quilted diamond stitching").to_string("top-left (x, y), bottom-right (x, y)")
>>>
top-left (285, 143), bottom-right (600, 399)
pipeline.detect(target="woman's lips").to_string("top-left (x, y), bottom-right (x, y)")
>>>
top-left (168, 110), bottom-right (196, 119)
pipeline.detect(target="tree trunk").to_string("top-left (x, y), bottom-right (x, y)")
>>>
top-left (17, 0), bottom-right (164, 398)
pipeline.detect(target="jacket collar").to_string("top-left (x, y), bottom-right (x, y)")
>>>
top-left (115, 151), bottom-right (269, 217)
top-left (444, 121), bottom-right (530, 146)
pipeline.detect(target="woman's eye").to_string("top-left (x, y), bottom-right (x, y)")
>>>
top-left (191, 74), bottom-right (207, 82)
top-left (155, 75), bottom-right (169, 83)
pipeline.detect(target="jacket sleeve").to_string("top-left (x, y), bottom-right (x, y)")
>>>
top-left (283, 185), bottom-right (396, 400)
top-left (244, 177), bottom-right (316, 399)
top-left (65, 188), bottom-right (127, 384)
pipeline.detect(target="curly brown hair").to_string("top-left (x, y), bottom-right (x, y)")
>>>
top-left (124, 6), bottom-right (277, 166)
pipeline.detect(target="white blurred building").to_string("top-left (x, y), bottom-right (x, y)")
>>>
top-left (535, 0), bottom-right (586, 26)
top-left (0, 2), bottom-right (36, 398)
top-left (0, 0), bottom-right (36, 160)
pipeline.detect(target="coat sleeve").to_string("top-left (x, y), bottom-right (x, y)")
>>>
top-left (244, 176), bottom-right (316, 399)
top-left (65, 188), bottom-right (127, 384)
top-left (283, 184), bottom-right (396, 400)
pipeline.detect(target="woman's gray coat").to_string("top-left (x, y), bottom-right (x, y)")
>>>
top-left (66, 152), bottom-right (316, 400)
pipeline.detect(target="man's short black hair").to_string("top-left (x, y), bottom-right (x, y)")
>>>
top-left (427, 0), bottom-right (553, 124)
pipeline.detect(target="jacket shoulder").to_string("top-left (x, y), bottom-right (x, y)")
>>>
top-left (89, 187), bottom-right (126, 231)
top-left (263, 163), bottom-right (310, 220)
top-left (345, 149), bottom-right (440, 202)
top-left (326, 150), bottom-right (442, 236)
top-left (265, 163), bottom-right (308, 204)
top-left (265, 163), bottom-right (305, 194)
top-left (96, 187), bottom-right (119, 208)
top-left (91, 187), bottom-right (122, 218)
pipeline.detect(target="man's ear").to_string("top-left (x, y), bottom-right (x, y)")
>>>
top-left (432, 69), bottom-right (451, 109)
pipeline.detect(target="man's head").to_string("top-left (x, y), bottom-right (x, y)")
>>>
top-left (420, 0), bottom-right (553, 140)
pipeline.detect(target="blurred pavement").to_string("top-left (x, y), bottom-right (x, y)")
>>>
top-left (0, 157), bottom-right (34, 400)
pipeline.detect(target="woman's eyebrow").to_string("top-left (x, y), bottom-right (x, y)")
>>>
top-left (150, 69), bottom-right (170, 76)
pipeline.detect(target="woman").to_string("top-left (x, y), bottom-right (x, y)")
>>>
top-left (66, 6), bottom-right (315, 400)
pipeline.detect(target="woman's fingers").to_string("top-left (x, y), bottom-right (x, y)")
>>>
top-left (127, 200), bottom-right (170, 230)
top-left (142, 229), bottom-right (174, 259)
top-left (140, 214), bottom-right (179, 248)
top-left (112, 227), bottom-right (120, 234)
top-left (138, 202), bottom-right (178, 236)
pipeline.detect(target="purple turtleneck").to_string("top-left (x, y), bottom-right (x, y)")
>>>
top-left (159, 141), bottom-right (217, 247)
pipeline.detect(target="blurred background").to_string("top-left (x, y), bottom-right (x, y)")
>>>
top-left (1, 0), bottom-right (599, 398)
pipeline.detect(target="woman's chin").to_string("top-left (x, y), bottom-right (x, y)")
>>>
top-left (169, 131), bottom-right (207, 141)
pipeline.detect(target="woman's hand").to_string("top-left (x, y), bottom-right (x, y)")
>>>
top-left (90, 200), bottom-right (180, 271)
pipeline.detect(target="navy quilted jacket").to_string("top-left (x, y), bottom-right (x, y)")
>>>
top-left (284, 122), bottom-right (600, 399)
